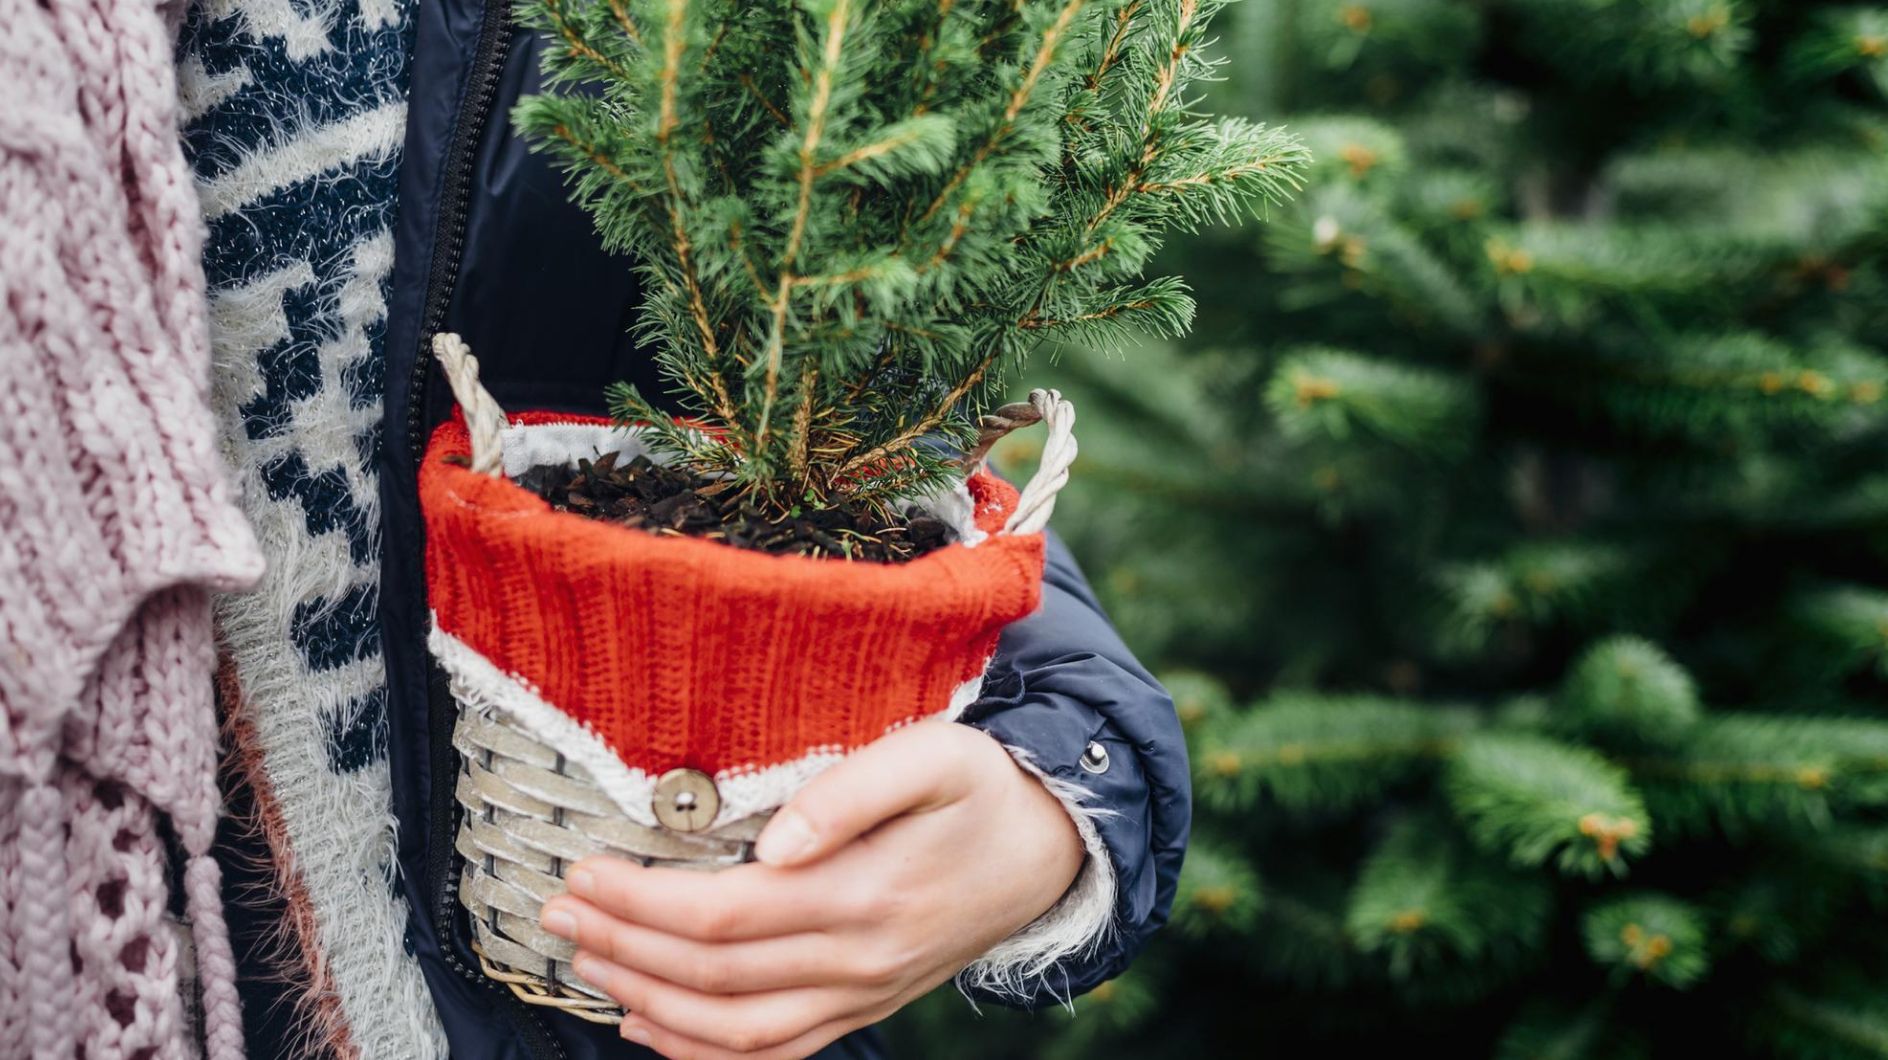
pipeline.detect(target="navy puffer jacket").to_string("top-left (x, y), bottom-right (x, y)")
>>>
top-left (374, 4), bottom-right (1191, 1056)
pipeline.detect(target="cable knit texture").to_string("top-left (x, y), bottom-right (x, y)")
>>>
top-left (422, 412), bottom-right (1045, 779)
top-left (0, 0), bottom-right (264, 1054)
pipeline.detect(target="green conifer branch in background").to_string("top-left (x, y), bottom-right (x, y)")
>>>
top-left (513, 0), bottom-right (1307, 516)
top-left (883, 2), bottom-right (1888, 1055)
top-left (1557, 635), bottom-right (1703, 746)
top-left (1191, 692), bottom-right (1467, 812)
top-left (1495, 999), bottom-right (1645, 1060)
top-left (1760, 984), bottom-right (1888, 1060)
top-left (1446, 731), bottom-right (1652, 877)
top-left (1170, 837), bottom-right (1265, 936)
top-left (1581, 892), bottom-right (1711, 989)
top-left (1344, 816), bottom-right (1550, 978)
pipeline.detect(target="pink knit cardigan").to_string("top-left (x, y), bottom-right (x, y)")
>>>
top-left (1, 0), bottom-right (264, 1056)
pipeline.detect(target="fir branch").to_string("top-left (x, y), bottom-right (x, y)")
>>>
top-left (1080, 0), bottom-right (1202, 237)
top-left (757, 0), bottom-right (854, 455)
top-left (1138, 159), bottom-right (1277, 195)
top-left (832, 446), bottom-right (964, 513)
top-left (1761, 985), bottom-right (1888, 1060)
top-left (1018, 299), bottom-right (1159, 329)
top-left (542, 0), bottom-right (632, 80)
top-left (916, 0), bottom-right (1089, 225)
top-left (647, 0), bottom-right (738, 430)
top-left (918, 198), bottom-right (979, 272)
top-left (700, 20), bottom-right (728, 67)
top-left (1495, 999), bottom-right (1632, 1060)
top-left (1558, 636), bottom-right (1702, 747)
top-left (1446, 732), bottom-right (1652, 878)
top-left (813, 117), bottom-right (954, 179)
top-left (1581, 893), bottom-right (1709, 988)
top-left (545, 123), bottom-right (644, 191)
top-left (1171, 838), bottom-right (1263, 937)
top-left (1141, 0), bottom-right (1197, 132)
top-left (1346, 818), bottom-right (1551, 981)
top-left (788, 360), bottom-right (818, 490)
top-left (782, 0), bottom-right (850, 270)
top-left (1086, 0), bottom-right (1144, 90)
top-left (832, 338), bottom-right (1007, 480)
top-left (654, 0), bottom-right (687, 144)
top-left (839, 342), bottom-right (900, 404)
top-left (725, 217), bottom-right (770, 300)
top-left (605, 0), bottom-right (641, 46)
top-left (739, 73), bottom-right (791, 127)
top-left (1631, 714), bottom-right (1888, 835)
top-left (1194, 693), bottom-right (1469, 813)
top-left (908, 0), bottom-right (960, 115)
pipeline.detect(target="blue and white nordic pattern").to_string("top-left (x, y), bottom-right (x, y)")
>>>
top-left (178, 0), bottom-right (446, 1054)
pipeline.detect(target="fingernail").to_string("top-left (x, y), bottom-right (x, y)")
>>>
top-left (754, 810), bottom-right (816, 865)
top-left (567, 866), bottom-right (596, 897)
top-left (621, 1021), bottom-right (652, 1046)
top-left (571, 952), bottom-right (598, 983)
top-left (542, 907), bottom-right (576, 939)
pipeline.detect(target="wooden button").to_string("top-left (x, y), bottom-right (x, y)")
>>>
top-left (652, 768), bottom-right (720, 832)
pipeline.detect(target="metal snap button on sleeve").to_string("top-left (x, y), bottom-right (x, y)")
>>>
top-left (1079, 740), bottom-right (1110, 775)
top-left (652, 768), bottom-right (720, 832)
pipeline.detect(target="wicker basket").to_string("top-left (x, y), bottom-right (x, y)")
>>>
top-left (422, 333), bottom-right (1075, 1023)
top-left (451, 703), bottom-right (771, 1022)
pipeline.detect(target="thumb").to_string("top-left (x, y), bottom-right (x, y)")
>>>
top-left (752, 722), bottom-right (969, 868)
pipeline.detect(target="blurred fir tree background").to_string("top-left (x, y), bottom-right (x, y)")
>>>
top-left (887, 0), bottom-right (1888, 1056)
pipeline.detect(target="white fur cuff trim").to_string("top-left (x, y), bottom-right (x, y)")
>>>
top-left (957, 744), bottom-right (1117, 1004)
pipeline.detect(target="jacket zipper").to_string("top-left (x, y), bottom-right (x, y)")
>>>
top-left (407, 3), bottom-right (571, 1057)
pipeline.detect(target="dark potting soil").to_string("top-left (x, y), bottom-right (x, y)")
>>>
top-left (506, 451), bottom-right (953, 564)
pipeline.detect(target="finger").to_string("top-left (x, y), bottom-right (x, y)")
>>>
top-left (618, 1008), bottom-right (879, 1060)
top-left (570, 951), bottom-right (857, 1054)
top-left (540, 896), bottom-right (849, 993)
top-left (754, 720), bottom-right (983, 867)
top-left (564, 857), bottom-right (852, 940)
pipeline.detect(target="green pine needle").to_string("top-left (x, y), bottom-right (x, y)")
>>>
top-left (1171, 837), bottom-right (1264, 937)
top-left (1758, 983), bottom-right (1888, 1060)
top-left (1345, 816), bottom-right (1552, 981)
top-left (1634, 714), bottom-right (1888, 835)
top-left (1194, 692), bottom-right (1468, 813)
top-left (1264, 346), bottom-right (1479, 457)
top-left (1580, 892), bottom-right (1711, 989)
top-left (1445, 731), bottom-right (1652, 877)
top-left (1558, 635), bottom-right (1704, 746)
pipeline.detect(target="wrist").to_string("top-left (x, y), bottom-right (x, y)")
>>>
top-left (992, 739), bottom-right (1086, 901)
top-left (955, 732), bottom-right (1119, 1001)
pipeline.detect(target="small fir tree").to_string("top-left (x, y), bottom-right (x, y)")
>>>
top-left (513, 0), bottom-right (1306, 518)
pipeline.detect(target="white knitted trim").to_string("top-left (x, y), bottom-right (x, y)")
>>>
top-left (492, 420), bottom-right (988, 546)
top-left (207, 233), bottom-right (450, 1060)
top-left (429, 624), bottom-right (985, 828)
top-left (958, 745), bottom-right (1117, 1006)
top-left (497, 421), bottom-right (645, 479)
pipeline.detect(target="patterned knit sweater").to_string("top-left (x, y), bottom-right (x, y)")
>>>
top-left (176, 0), bottom-right (450, 1055)
top-left (0, 0), bottom-right (265, 1056)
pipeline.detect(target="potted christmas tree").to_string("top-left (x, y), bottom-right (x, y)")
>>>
top-left (419, 0), bottom-right (1305, 1019)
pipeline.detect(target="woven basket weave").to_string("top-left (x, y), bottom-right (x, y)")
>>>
top-left (452, 704), bottom-right (770, 1023)
top-left (424, 333), bottom-right (1076, 1023)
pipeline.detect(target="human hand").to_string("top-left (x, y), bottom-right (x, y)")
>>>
top-left (539, 718), bottom-right (1086, 1058)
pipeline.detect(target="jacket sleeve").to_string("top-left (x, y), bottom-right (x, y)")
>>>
top-left (954, 532), bottom-right (1190, 1008)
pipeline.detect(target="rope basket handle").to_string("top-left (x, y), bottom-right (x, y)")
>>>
top-left (432, 332), bottom-right (1077, 535)
top-left (434, 332), bottom-right (509, 477)
top-left (960, 389), bottom-right (1078, 536)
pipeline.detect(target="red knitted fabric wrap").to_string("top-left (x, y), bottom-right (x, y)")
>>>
top-left (421, 412), bottom-right (1045, 778)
